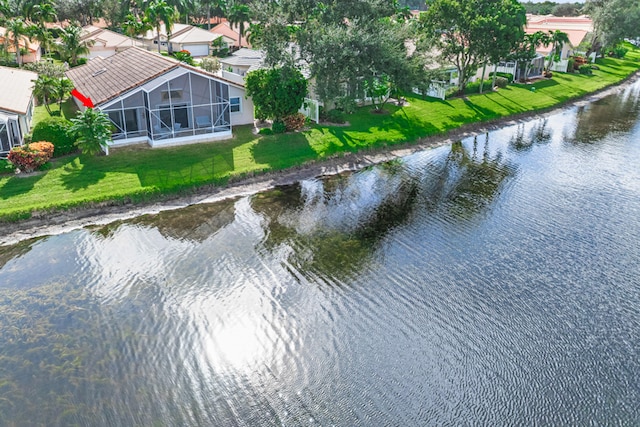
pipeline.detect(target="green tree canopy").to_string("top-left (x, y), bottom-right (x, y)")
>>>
top-left (245, 65), bottom-right (307, 123)
top-left (419, 0), bottom-right (526, 95)
top-left (585, 0), bottom-right (640, 53)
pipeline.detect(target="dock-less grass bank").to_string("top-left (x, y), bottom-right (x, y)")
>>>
top-left (1, 46), bottom-right (639, 222)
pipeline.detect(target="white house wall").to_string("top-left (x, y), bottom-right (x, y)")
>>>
top-left (228, 85), bottom-right (254, 126)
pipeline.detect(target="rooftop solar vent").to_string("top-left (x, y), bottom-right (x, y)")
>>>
top-left (92, 68), bottom-right (107, 77)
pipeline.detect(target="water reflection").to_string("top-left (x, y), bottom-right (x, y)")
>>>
top-left (569, 84), bottom-right (640, 144)
top-left (1, 79), bottom-right (640, 425)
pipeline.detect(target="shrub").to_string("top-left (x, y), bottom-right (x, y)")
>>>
top-left (271, 119), bottom-right (286, 134)
top-left (335, 96), bottom-right (357, 114)
top-left (1, 159), bottom-right (14, 174)
top-left (494, 76), bottom-right (508, 88)
top-left (173, 50), bottom-right (195, 65)
top-left (578, 64), bottom-right (593, 75)
top-left (258, 127), bottom-right (273, 135)
top-left (200, 56), bottom-right (221, 73)
top-left (492, 72), bottom-right (513, 83)
top-left (609, 46), bottom-right (628, 59)
top-left (31, 116), bottom-right (75, 157)
top-left (7, 141), bottom-right (54, 173)
top-left (567, 57), bottom-right (575, 73)
top-left (283, 112), bottom-right (307, 131)
top-left (325, 109), bottom-right (346, 124)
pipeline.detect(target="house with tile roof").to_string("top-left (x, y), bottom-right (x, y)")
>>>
top-left (65, 47), bottom-right (254, 148)
top-left (0, 67), bottom-right (37, 156)
top-left (0, 27), bottom-right (41, 64)
top-left (80, 25), bottom-right (145, 59)
top-left (138, 23), bottom-right (232, 57)
top-left (210, 21), bottom-right (251, 49)
top-left (525, 15), bottom-right (594, 72)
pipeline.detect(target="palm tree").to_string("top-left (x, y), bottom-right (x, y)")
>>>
top-left (546, 30), bottom-right (570, 71)
top-left (6, 18), bottom-right (30, 67)
top-left (32, 74), bottom-right (57, 115)
top-left (145, 0), bottom-right (178, 54)
top-left (57, 25), bottom-right (93, 66)
top-left (122, 13), bottom-right (151, 46)
top-left (53, 77), bottom-right (74, 112)
top-left (227, 1), bottom-right (250, 49)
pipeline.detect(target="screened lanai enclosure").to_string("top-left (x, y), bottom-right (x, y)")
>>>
top-left (99, 68), bottom-right (232, 146)
top-left (0, 113), bottom-right (23, 156)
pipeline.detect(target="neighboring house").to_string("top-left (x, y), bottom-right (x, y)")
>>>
top-left (65, 46), bottom-right (254, 149)
top-left (218, 47), bottom-right (320, 122)
top-left (210, 21), bottom-right (251, 49)
top-left (139, 23), bottom-right (231, 57)
top-left (0, 66), bottom-right (36, 156)
top-left (218, 47), bottom-right (263, 77)
top-left (525, 14), bottom-right (594, 72)
top-left (0, 27), bottom-right (41, 64)
top-left (81, 25), bottom-right (145, 59)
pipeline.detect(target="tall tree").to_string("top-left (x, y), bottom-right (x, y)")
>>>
top-left (509, 30), bottom-right (550, 82)
top-left (584, 0), bottom-right (640, 53)
top-left (227, 0), bottom-right (250, 49)
top-left (57, 24), bottom-right (93, 66)
top-left (145, 0), bottom-right (178, 53)
top-left (5, 18), bottom-right (30, 67)
top-left (419, 0), bottom-right (526, 95)
top-left (545, 30), bottom-right (570, 71)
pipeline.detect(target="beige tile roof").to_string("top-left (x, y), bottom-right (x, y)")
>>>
top-left (65, 47), bottom-right (180, 106)
top-left (171, 25), bottom-right (226, 44)
top-left (81, 25), bottom-right (144, 49)
top-left (0, 66), bottom-right (37, 115)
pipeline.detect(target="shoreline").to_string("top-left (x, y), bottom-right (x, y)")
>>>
top-left (1, 72), bottom-right (638, 246)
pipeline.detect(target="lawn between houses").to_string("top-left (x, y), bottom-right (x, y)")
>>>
top-left (0, 47), bottom-right (639, 222)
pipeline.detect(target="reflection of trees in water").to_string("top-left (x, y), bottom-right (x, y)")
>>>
top-left (252, 138), bottom-right (513, 280)
top-left (569, 90), bottom-right (640, 144)
top-left (251, 165), bottom-right (419, 281)
top-left (0, 237), bottom-right (45, 271)
top-left (509, 120), bottom-right (552, 152)
top-left (442, 135), bottom-right (514, 220)
top-left (89, 199), bottom-right (237, 243)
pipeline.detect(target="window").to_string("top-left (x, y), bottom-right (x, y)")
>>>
top-left (230, 97), bottom-right (241, 113)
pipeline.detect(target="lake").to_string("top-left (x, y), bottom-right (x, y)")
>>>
top-left (1, 79), bottom-right (640, 426)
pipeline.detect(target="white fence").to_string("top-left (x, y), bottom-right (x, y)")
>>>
top-left (300, 98), bottom-right (320, 123)
top-left (548, 59), bottom-right (569, 73)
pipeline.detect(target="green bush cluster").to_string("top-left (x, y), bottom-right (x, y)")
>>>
top-left (258, 127), bottom-right (273, 135)
top-left (579, 64), bottom-right (593, 75)
top-left (494, 76), bottom-right (509, 88)
top-left (321, 108), bottom-right (346, 124)
top-left (492, 72), bottom-right (514, 83)
top-left (0, 158), bottom-right (14, 174)
top-left (609, 46), bottom-right (629, 59)
top-left (31, 116), bottom-right (76, 157)
top-left (271, 120), bottom-right (287, 134)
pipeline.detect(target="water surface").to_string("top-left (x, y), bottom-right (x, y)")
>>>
top-left (1, 81), bottom-right (640, 426)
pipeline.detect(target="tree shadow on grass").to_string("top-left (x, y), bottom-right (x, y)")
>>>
top-left (0, 173), bottom-right (45, 199)
top-left (250, 132), bottom-right (317, 168)
top-left (60, 158), bottom-right (106, 192)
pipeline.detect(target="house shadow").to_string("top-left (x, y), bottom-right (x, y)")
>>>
top-left (0, 173), bottom-right (46, 199)
top-left (250, 132), bottom-right (317, 168)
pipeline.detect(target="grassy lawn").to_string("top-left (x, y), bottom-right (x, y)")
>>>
top-left (1, 46), bottom-right (639, 221)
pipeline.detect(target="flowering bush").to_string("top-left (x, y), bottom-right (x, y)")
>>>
top-left (174, 50), bottom-right (195, 65)
top-left (7, 141), bottom-right (55, 173)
